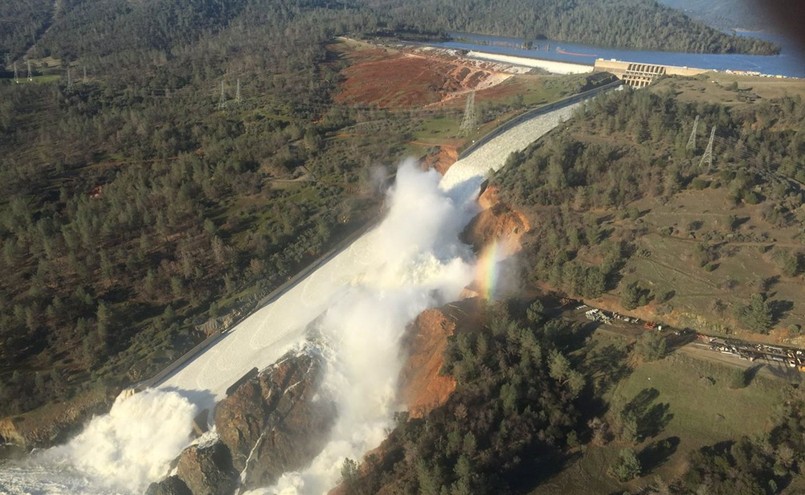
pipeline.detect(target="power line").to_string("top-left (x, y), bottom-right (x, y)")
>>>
top-left (218, 80), bottom-right (226, 109)
top-left (686, 115), bottom-right (699, 150)
top-left (699, 125), bottom-right (716, 170)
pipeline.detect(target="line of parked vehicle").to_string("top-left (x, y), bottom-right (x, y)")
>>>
top-left (573, 303), bottom-right (805, 372)
top-left (706, 337), bottom-right (805, 371)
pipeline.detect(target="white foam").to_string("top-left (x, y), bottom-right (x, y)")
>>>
top-left (0, 389), bottom-right (198, 494)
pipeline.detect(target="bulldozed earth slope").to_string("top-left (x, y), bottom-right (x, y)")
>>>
top-left (332, 40), bottom-right (525, 109)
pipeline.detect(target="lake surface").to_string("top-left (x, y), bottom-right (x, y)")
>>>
top-left (427, 31), bottom-right (804, 79)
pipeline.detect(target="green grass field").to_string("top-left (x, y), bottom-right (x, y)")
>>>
top-left (531, 332), bottom-right (799, 494)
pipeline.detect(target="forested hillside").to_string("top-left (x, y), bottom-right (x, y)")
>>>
top-left (360, 0), bottom-right (779, 54)
top-left (494, 81), bottom-right (805, 336)
top-left (344, 299), bottom-right (805, 494)
top-left (0, 0), bottom-right (778, 66)
top-left (0, 0), bottom-right (404, 418)
top-left (0, 0), bottom-right (52, 62)
top-left (343, 302), bottom-right (594, 494)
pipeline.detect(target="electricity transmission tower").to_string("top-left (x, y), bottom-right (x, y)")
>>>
top-left (686, 115), bottom-right (699, 150)
top-left (218, 80), bottom-right (227, 109)
top-left (699, 125), bottom-right (716, 169)
top-left (27, 60), bottom-right (32, 81)
top-left (460, 91), bottom-right (478, 135)
top-left (13, 62), bottom-right (18, 83)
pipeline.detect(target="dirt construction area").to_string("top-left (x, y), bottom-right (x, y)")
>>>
top-left (330, 38), bottom-right (530, 109)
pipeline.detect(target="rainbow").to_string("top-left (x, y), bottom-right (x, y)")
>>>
top-left (477, 239), bottom-right (502, 300)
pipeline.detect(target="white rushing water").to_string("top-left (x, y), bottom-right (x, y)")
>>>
top-left (0, 101), bottom-right (586, 495)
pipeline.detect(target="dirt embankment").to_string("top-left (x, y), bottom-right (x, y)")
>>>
top-left (420, 144), bottom-right (459, 175)
top-left (462, 185), bottom-right (530, 256)
top-left (398, 308), bottom-right (458, 419)
top-left (333, 42), bottom-right (520, 110)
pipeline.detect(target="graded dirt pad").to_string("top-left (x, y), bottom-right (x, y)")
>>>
top-left (332, 41), bottom-right (517, 109)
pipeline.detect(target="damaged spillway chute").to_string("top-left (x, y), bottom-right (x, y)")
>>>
top-left (0, 94), bottom-right (599, 495)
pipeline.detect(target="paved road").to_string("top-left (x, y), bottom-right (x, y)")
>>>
top-left (565, 306), bottom-right (802, 384)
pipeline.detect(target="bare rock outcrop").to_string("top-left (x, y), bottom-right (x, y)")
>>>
top-left (214, 350), bottom-right (336, 490)
top-left (176, 440), bottom-right (238, 495)
top-left (398, 309), bottom-right (458, 418)
top-left (421, 144), bottom-right (459, 175)
top-left (145, 475), bottom-right (192, 495)
top-left (0, 386), bottom-right (118, 449)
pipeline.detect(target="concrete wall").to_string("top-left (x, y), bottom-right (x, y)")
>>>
top-left (467, 51), bottom-right (594, 75)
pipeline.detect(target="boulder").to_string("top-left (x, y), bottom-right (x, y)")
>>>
top-left (176, 440), bottom-right (238, 495)
top-left (214, 351), bottom-right (336, 490)
top-left (145, 475), bottom-right (192, 495)
top-left (213, 379), bottom-right (267, 469)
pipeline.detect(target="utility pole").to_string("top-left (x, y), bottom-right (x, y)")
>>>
top-left (218, 80), bottom-right (226, 109)
top-left (686, 115), bottom-right (699, 150)
top-left (13, 62), bottom-right (18, 84)
top-left (236, 78), bottom-right (241, 104)
top-left (699, 125), bottom-right (716, 170)
top-left (27, 60), bottom-right (32, 81)
top-left (460, 90), bottom-right (478, 135)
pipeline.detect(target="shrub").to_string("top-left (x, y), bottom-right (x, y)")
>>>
top-left (609, 448), bottom-right (642, 481)
top-left (636, 331), bottom-right (666, 362)
top-left (691, 178), bottom-right (710, 190)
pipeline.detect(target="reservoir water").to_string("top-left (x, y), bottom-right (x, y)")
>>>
top-left (428, 31), bottom-right (804, 78)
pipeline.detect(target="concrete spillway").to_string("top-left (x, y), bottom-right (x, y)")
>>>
top-left (159, 99), bottom-right (586, 405)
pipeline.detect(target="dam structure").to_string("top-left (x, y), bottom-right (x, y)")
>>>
top-left (594, 58), bottom-right (708, 87)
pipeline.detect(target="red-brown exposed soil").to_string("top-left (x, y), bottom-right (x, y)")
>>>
top-left (462, 185), bottom-right (530, 254)
top-left (420, 143), bottom-right (459, 175)
top-left (333, 42), bottom-right (514, 109)
top-left (398, 308), bottom-right (457, 418)
top-left (398, 300), bottom-right (484, 419)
